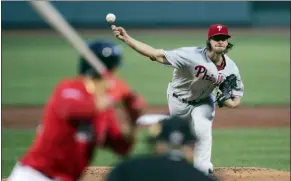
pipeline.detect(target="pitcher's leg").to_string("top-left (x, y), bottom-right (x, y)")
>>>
top-left (193, 123), bottom-right (213, 174)
top-left (191, 102), bottom-right (215, 175)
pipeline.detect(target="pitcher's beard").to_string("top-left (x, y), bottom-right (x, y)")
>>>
top-left (213, 47), bottom-right (226, 54)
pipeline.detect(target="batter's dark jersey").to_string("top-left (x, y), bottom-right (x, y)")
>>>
top-left (106, 154), bottom-right (217, 181)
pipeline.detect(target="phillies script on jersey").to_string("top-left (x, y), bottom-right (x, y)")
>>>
top-left (20, 78), bottom-right (134, 181)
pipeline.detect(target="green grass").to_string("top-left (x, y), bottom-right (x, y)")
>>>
top-left (2, 33), bottom-right (290, 105)
top-left (2, 128), bottom-right (290, 178)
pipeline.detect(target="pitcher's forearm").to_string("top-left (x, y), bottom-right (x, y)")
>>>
top-left (112, 25), bottom-right (167, 63)
top-left (124, 36), bottom-right (161, 60)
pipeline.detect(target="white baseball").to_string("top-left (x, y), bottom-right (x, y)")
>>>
top-left (106, 13), bottom-right (116, 23)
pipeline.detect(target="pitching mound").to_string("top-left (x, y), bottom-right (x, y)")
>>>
top-left (214, 167), bottom-right (290, 181)
top-left (80, 166), bottom-right (112, 181)
top-left (79, 166), bottom-right (290, 181)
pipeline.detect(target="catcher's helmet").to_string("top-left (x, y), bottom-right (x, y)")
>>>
top-left (148, 116), bottom-right (197, 146)
top-left (78, 40), bottom-right (122, 78)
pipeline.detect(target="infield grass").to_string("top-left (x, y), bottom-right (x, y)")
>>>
top-left (2, 32), bottom-right (290, 105)
top-left (2, 128), bottom-right (290, 178)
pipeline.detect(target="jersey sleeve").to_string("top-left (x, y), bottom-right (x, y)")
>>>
top-left (231, 66), bottom-right (244, 98)
top-left (102, 108), bottom-right (135, 156)
top-left (163, 47), bottom-right (191, 69)
top-left (55, 86), bottom-right (96, 120)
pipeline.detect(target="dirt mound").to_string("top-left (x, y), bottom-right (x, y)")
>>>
top-left (80, 167), bottom-right (112, 181)
top-left (79, 166), bottom-right (290, 181)
top-left (215, 167), bottom-right (290, 181)
top-left (2, 166), bottom-right (289, 181)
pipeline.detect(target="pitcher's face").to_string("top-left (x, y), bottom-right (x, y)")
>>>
top-left (210, 35), bottom-right (229, 54)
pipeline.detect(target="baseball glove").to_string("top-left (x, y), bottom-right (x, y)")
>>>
top-left (216, 74), bottom-right (238, 107)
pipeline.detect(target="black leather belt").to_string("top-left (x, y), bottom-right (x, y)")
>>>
top-left (172, 93), bottom-right (207, 105)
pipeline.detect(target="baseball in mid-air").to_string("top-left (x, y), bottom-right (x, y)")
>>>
top-left (106, 13), bottom-right (116, 23)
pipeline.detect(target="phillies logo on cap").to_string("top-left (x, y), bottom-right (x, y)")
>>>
top-left (208, 24), bottom-right (231, 39)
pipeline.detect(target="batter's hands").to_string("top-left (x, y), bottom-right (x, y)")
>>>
top-left (111, 25), bottom-right (129, 41)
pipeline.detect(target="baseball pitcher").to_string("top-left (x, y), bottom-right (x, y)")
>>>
top-left (112, 24), bottom-right (244, 174)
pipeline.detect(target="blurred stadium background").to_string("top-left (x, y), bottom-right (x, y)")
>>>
top-left (1, 1), bottom-right (290, 179)
top-left (2, 1), bottom-right (290, 105)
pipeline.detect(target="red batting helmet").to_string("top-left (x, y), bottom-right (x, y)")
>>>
top-left (208, 24), bottom-right (231, 39)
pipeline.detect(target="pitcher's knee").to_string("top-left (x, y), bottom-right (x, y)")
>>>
top-left (193, 119), bottom-right (212, 134)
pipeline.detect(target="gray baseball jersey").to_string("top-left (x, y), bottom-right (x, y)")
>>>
top-left (163, 47), bottom-right (244, 101)
top-left (162, 46), bottom-right (244, 174)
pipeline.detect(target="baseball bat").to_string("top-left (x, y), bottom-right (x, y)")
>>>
top-left (29, 1), bottom-right (108, 76)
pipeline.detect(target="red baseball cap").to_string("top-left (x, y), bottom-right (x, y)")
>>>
top-left (208, 24), bottom-right (231, 39)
